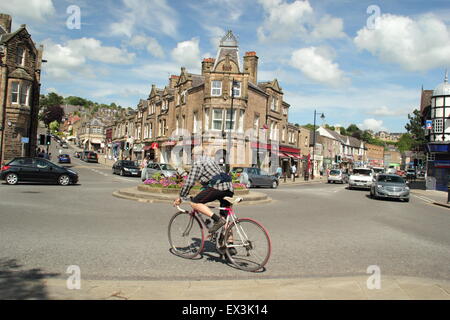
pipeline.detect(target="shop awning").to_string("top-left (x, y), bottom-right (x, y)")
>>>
top-left (162, 141), bottom-right (177, 147)
top-left (90, 139), bottom-right (102, 144)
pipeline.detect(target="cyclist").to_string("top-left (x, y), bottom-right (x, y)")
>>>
top-left (173, 147), bottom-right (234, 234)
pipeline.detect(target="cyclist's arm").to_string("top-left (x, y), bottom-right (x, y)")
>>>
top-left (179, 162), bottom-right (201, 201)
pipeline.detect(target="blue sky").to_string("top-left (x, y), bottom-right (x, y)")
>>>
top-left (2, 0), bottom-right (450, 133)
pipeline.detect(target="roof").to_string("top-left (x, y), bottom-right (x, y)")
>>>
top-left (420, 90), bottom-right (433, 113)
top-left (433, 72), bottom-right (450, 96)
top-left (190, 74), bottom-right (205, 88)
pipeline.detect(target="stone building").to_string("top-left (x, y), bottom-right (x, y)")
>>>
top-left (365, 143), bottom-right (384, 167)
top-left (114, 31), bottom-right (303, 173)
top-left (77, 116), bottom-right (106, 152)
top-left (0, 13), bottom-right (43, 163)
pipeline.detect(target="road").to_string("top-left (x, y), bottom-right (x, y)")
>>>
top-left (1, 142), bottom-right (449, 286)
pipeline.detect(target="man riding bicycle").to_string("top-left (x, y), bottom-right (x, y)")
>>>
top-left (173, 148), bottom-right (234, 234)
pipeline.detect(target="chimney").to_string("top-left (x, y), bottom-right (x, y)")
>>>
top-left (334, 125), bottom-right (341, 134)
top-left (169, 75), bottom-right (179, 88)
top-left (243, 51), bottom-right (258, 84)
top-left (0, 13), bottom-right (12, 33)
top-left (201, 58), bottom-right (215, 75)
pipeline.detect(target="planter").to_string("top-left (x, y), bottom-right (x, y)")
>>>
top-left (137, 184), bottom-right (249, 195)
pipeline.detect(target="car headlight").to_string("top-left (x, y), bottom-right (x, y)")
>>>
top-left (124, 168), bottom-right (130, 171)
top-left (67, 169), bottom-right (77, 175)
top-left (377, 185), bottom-right (384, 188)
top-left (405, 186), bottom-right (410, 190)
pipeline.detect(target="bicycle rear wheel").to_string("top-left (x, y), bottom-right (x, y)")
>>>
top-left (224, 218), bottom-right (271, 272)
top-left (168, 211), bottom-right (205, 259)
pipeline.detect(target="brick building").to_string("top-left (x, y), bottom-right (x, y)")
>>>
top-left (365, 143), bottom-right (384, 167)
top-left (112, 31), bottom-right (303, 173)
top-left (0, 13), bottom-right (43, 163)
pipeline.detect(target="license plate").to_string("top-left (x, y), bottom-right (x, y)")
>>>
top-left (132, 172), bottom-right (138, 175)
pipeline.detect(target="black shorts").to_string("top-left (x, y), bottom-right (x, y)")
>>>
top-left (191, 188), bottom-right (234, 215)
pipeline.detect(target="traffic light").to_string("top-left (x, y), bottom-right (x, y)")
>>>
top-left (46, 134), bottom-right (51, 145)
top-left (39, 134), bottom-right (46, 145)
top-left (414, 159), bottom-right (418, 167)
top-left (125, 142), bottom-right (129, 150)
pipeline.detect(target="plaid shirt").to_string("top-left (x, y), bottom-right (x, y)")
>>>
top-left (180, 156), bottom-right (233, 200)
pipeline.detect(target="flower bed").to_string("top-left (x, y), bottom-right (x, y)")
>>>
top-left (140, 176), bottom-right (249, 195)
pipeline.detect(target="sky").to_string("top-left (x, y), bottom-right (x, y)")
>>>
top-left (1, 0), bottom-right (450, 133)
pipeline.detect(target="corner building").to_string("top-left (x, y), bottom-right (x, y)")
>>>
top-left (133, 31), bottom-right (301, 172)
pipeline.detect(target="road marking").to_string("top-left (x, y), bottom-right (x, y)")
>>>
top-left (412, 194), bottom-right (434, 203)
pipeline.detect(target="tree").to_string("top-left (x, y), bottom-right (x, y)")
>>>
top-left (405, 109), bottom-right (427, 150)
top-left (346, 124), bottom-right (360, 134)
top-left (64, 96), bottom-right (90, 107)
top-left (396, 133), bottom-right (414, 153)
top-left (302, 124), bottom-right (316, 131)
top-left (42, 105), bottom-right (65, 127)
top-left (39, 92), bottom-right (64, 111)
top-left (49, 120), bottom-right (60, 133)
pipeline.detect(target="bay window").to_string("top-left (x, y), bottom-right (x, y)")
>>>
top-left (211, 80), bottom-right (222, 96)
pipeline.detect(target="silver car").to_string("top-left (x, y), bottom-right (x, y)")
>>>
top-left (141, 163), bottom-right (177, 181)
top-left (370, 174), bottom-right (410, 202)
top-left (327, 169), bottom-right (348, 184)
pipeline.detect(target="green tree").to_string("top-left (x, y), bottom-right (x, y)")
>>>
top-left (39, 92), bottom-right (64, 111)
top-left (49, 120), bottom-right (60, 133)
top-left (42, 105), bottom-right (65, 127)
top-left (346, 124), bottom-right (360, 134)
top-left (396, 133), bottom-right (414, 153)
top-left (405, 109), bottom-right (427, 150)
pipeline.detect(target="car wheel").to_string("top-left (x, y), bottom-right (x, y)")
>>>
top-left (328, 180), bottom-right (331, 183)
top-left (404, 198), bottom-right (410, 203)
top-left (58, 174), bottom-right (71, 186)
top-left (271, 180), bottom-right (278, 189)
top-left (5, 173), bottom-right (18, 185)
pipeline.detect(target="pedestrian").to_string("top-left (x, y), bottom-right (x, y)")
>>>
top-left (291, 164), bottom-right (297, 181)
top-left (104, 154), bottom-right (107, 164)
top-left (276, 166), bottom-right (282, 179)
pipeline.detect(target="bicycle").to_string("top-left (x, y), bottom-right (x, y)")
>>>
top-left (168, 197), bottom-right (272, 272)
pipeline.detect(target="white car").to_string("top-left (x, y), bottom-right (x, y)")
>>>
top-left (348, 168), bottom-right (374, 190)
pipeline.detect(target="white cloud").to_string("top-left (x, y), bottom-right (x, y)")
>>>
top-left (359, 119), bottom-right (386, 132)
top-left (291, 47), bottom-right (349, 87)
top-left (257, 0), bottom-right (345, 41)
top-left (171, 38), bottom-right (201, 71)
top-left (354, 13), bottom-right (450, 71)
top-left (311, 14), bottom-right (346, 39)
top-left (42, 38), bottom-right (135, 80)
top-left (110, 0), bottom-right (178, 38)
top-left (129, 35), bottom-right (164, 58)
top-left (368, 106), bottom-right (410, 117)
top-left (0, 0), bottom-right (55, 22)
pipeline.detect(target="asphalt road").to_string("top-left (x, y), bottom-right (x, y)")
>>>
top-left (1, 143), bottom-right (449, 284)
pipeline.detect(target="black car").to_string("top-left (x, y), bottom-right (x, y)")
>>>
top-left (0, 157), bottom-right (78, 185)
top-left (81, 151), bottom-right (98, 163)
top-left (112, 160), bottom-right (141, 177)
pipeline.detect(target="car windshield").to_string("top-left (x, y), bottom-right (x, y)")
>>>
top-left (330, 170), bottom-right (341, 175)
top-left (160, 164), bottom-right (174, 170)
top-left (373, 168), bottom-right (384, 173)
top-left (122, 161), bottom-right (136, 166)
top-left (378, 175), bottom-right (405, 183)
top-left (353, 169), bottom-right (371, 176)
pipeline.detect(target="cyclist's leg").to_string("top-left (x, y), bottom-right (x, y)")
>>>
top-left (191, 188), bottom-right (226, 233)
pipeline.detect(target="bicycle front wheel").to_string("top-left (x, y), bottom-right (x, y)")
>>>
top-left (168, 211), bottom-right (205, 259)
top-left (224, 218), bottom-right (272, 272)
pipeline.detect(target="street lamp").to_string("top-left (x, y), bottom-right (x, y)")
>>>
top-left (311, 110), bottom-right (325, 179)
top-left (225, 79), bottom-right (238, 173)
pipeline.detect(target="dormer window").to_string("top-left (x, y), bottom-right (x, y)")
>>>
top-left (211, 80), bottom-right (222, 96)
top-left (16, 47), bottom-right (25, 66)
top-left (181, 90), bottom-right (187, 104)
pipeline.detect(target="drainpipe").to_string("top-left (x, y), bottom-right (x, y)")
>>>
top-left (0, 51), bottom-right (8, 165)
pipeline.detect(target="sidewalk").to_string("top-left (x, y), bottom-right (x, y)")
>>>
top-left (411, 189), bottom-right (450, 209)
top-left (42, 275), bottom-right (450, 300)
top-left (278, 176), bottom-right (325, 186)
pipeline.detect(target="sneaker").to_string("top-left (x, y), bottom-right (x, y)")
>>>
top-left (209, 218), bottom-right (226, 234)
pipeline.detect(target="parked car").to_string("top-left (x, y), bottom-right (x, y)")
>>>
top-left (396, 170), bottom-right (406, 177)
top-left (74, 151), bottom-right (81, 158)
top-left (370, 174), bottom-right (410, 202)
top-left (141, 163), bottom-right (177, 181)
top-left (0, 157), bottom-right (78, 186)
top-left (348, 168), bottom-right (374, 190)
top-left (81, 151), bottom-right (98, 163)
top-left (406, 169), bottom-right (417, 179)
top-left (58, 154), bottom-right (71, 164)
top-left (231, 167), bottom-right (278, 189)
top-left (327, 169), bottom-right (348, 184)
top-left (386, 166), bottom-right (397, 174)
top-left (62, 143), bottom-right (69, 149)
top-left (113, 160), bottom-right (141, 177)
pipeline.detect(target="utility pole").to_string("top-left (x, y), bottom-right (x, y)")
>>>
top-left (226, 78), bottom-right (236, 173)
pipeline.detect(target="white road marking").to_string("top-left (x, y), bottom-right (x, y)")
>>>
top-left (412, 194), bottom-right (434, 203)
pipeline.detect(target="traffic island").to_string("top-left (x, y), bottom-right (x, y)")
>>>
top-left (113, 185), bottom-right (271, 205)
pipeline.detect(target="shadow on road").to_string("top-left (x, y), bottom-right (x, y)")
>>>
top-left (407, 179), bottom-right (426, 190)
top-left (0, 258), bottom-right (59, 300)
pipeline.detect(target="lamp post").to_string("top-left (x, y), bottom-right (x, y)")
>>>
top-left (311, 110), bottom-right (325, 179)
top-left (226, 79), bottom-right (238, 173)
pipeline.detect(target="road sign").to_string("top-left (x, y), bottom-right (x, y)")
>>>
top-left (21, 137), bottom-right (29, 144)
top-left (426, 120), bottom-right (432, 130)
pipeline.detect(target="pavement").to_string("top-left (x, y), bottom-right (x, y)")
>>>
top-left (38, 275), bottom-right (450, 300)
